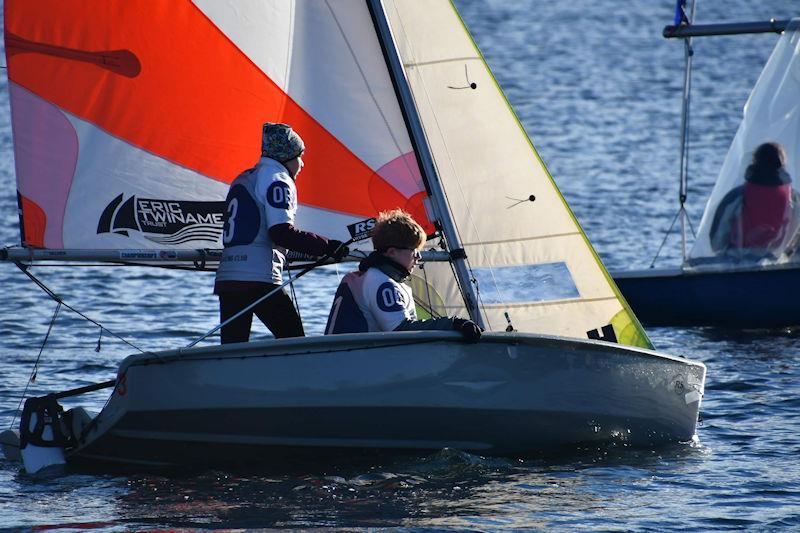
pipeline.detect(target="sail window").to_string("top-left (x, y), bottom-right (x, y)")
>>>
top-left (472, 263), bottom-right (579, 304)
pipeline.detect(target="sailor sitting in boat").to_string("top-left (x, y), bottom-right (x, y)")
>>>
top-left (324, 209), bottom-right (481, 342)
top-left (215, 122), bottom-right (349, 344)
top-left (710, 142), bottom-right (800, 261)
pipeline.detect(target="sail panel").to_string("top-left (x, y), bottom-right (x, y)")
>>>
top-left (688, 20), bottom-right (800, 266)
top-left (191, 0), bottom-right (294, 91)
top-left (385, 0), bottom-right (651, 347)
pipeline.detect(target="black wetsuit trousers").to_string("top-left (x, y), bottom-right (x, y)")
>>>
top-left (217, 285), bottom-right (304, 344)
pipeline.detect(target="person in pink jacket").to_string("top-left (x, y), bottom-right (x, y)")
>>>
top-left (710, 142), bottom-right (799, 258)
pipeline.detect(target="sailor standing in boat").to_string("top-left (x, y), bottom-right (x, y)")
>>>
top-left (214, 122), bottom-right (349, 343)
top-left (324, 209), bottom-right (482, 341)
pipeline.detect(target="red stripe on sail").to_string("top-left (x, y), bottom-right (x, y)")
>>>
top-left (19, 195), bottom-right (46, 248)
top-left (5, 0), bottom-right (430, 225)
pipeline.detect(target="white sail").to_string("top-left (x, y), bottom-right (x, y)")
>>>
top-left (384, 0), bottom-right (650, 347)
top-left (689, 19), bottom-right (800, 264)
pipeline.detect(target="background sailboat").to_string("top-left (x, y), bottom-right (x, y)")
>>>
top-left (2, 0), bottom-right (704, 470)
top-left (611, 2), bottom-right (800, 329)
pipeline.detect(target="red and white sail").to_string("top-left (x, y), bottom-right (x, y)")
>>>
top-left (7, 0), bottom-right (429, 251)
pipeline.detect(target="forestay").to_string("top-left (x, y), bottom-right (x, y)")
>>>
top-left (5, 0), bottom-right (650, 348)
top-left (688, 19), bottom-right (800, 265)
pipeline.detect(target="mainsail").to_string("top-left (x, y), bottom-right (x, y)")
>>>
top-left (5, 0), bottom-right (650, 348)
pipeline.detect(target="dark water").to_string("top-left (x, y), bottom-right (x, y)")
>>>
top-left (2, 1), bottom-right (800, 531)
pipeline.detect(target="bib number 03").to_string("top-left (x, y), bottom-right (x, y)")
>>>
top-left (221, 184), bottom-right (259, 247)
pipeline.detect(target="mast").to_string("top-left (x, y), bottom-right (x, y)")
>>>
top-left (668, 2), bottom-right (789, 264)
top-left (366, 0), bottom-right (484, 327)
top-left (677, 0), bottom-right (696, 262)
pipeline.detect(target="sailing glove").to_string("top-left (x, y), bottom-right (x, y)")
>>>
top-left (453, 317), bottom-right (482, 343)
top-left (324, 240), bottom-right (350, 261)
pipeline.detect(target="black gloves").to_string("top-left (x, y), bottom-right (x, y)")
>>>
top-left (324, 239), bottom-right (350, 261)
top-left (452, 317), bottom-right (482, 343)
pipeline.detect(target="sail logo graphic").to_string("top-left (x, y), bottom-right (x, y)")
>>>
top-left (97, 194), bottom-right (226, 245)
top-left (347, 217), bottom-right (376, 242)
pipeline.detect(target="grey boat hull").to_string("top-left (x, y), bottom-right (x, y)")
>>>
top-left (69, 331), bottom-right (706, 468)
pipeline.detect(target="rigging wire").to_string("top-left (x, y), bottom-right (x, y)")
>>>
top-left (413, 258), bottom-right (445, 319)
top-left (649, 205), bottom-right (698, 269)
top-left (9, 301), bottom-right (62, 429)
top-left (419, 260), bottom-right (438, 317)
top-left (186, 240), bottom-right (356, 348)
top-left (650, 209), bottom-right (681, 268)
top-left (685, 209), bottom-right (698, 239)
top-left (325, 0), bottom-right (420, 189)
top-left (676, 0), bottom-right (697, 262)
top-left (14, 262), bottom-right (145, 353)
top-left (286, 263), bottom-right (302, 321)
top-left (651, 0), bottom-right (699, 268)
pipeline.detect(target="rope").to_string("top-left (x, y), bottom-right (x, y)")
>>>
top-left (286, 263), bottom-right (302, 320)
top-left (420, 260), bottom-right (438, 318)
top-left (10, 301), bottom-right (62, 429)
top-left (472, 270), bottom-right (494, 331)
top-left (15, 262), bottom-right (145, 353)
top-left (411, 260), bottom-right (445, 320)
top-left (186, 239), bottom-right (355, 348)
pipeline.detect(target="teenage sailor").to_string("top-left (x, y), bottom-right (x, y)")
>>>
top-left (214, 122), bottom-right (348, 343)
top-left (324, 209), bottom-right (482, 341)
top-left (710, 142), bottom-right (800, 258)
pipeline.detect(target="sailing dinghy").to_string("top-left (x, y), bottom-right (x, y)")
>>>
top-left (1, 0), bottom-right (705, 470)
top-left (612, 7), bottom-right (800, 328)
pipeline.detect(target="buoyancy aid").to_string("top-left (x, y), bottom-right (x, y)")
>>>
top-left (215, 158), bottom-right (297, 284)
top-left (325, 253), bottom-right (415, 334)
top-left (325, 271), bottom-right (370, 334)
top-left (731, 182), bottom-right (792, 249)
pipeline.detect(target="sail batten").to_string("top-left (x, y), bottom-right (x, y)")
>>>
top-left (484, 297), bottom-right (621, 309)
top-left (404, 57), bottom-right (481, 68)
top-left (462, 232), bottom-right (584, 246)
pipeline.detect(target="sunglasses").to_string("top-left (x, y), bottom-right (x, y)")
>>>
top-left (386, 246), bottom-right (422, 258)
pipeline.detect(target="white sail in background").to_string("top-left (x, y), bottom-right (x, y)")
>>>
top-left (688, 19), bottom-right (800, 265)
top-left (384, 0), bottom-right (650, 347)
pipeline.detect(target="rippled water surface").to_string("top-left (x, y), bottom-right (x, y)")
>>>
top-left (2, 1), bottom-right (800, 531)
